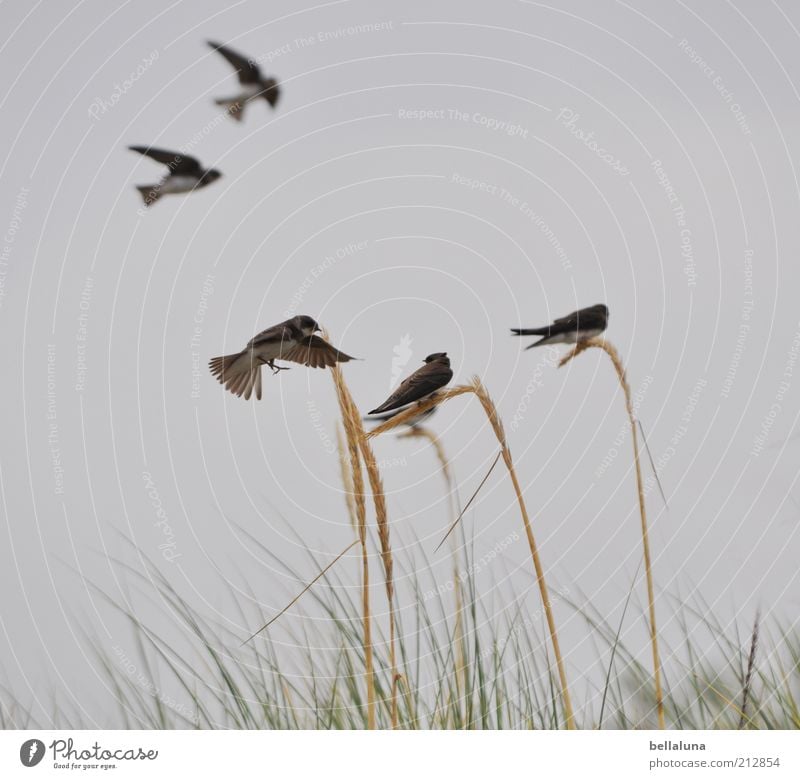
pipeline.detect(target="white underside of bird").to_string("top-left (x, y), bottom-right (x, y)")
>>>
top-left (215, 84), bottom-right (263, 119)
top-left (541, 327), bottom-right (605, 345)
top-left (564, 327), bottom-right (604, 343)
top-left (158, 174), bottom-right (200, 194)
top-left (368, 401), bottom-right (437, 427)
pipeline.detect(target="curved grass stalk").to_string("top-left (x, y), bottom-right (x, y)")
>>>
top-left (366, 378), bottom-right (575, 729)
top-left (329, 363), bottom-right (376, 729)
top-left (330, 362), bottom-right (399, 728)
top-left (336, 424), bottom-right (358, 531)
top-left (356, 432), bottom-right (399, 729)
top-left (559, 337), bottom-right (664, 729)
top-left (397, 425), bottom-right (467, 715)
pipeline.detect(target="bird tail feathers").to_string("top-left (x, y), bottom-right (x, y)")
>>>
top-left (136, 185), bottom-right (161, 206)
top-left (209, 351), bottom-right (262, 400)
top-left (524, 338), bottom-right (549, 349)
top-left (510, 327), bottom-right (549, 336)
top-left (215, 98), bottom-right (245, 121)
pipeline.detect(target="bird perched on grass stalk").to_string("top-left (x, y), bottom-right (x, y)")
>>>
top-left (511, 304), bottom-right (608, 349)
top-left (367, 353), bottom-right (453, 422)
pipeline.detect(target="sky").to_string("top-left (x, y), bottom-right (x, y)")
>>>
top-left (2, 0), bottom-right (800, 726)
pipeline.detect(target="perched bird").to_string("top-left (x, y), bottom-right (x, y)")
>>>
top-left (209, 315), bottom-right (356, 400)
top-left (208, 40), bottom-right (280, 121)
top-left (511, 304), bottom-right (608, 349)
top-left (368, 353), bottom-right (453, 417)
top-left (128, 146), bottom-right (221, 206)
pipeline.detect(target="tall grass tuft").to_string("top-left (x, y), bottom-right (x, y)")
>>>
top-left (329, 362), bottom-right (376, 728)
top-left (356, 430), bottom-right (399, 728)
top-left (365, 378), bottom-right (575, 728)
top-left (5, 538), bottom-right (799, 729)
top-left (559, 337), bottom-right (665, 728)
top-left (329, 355), bottom-right (399, 728)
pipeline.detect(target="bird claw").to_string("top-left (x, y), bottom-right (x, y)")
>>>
top-left (268, 362), bottom-right (291, 374)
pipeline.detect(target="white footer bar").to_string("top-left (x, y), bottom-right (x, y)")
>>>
top-left (1, 730), bottom-right (796, 778)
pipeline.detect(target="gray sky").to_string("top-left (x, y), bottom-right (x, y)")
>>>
top-left (2, 0), bottom-right (800, 726)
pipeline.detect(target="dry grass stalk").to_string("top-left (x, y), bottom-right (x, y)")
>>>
top-left (367, 379), bottom-right (576, 729)
top-left (559, 337), bottom-right (664, 729)
top-left (354, 417), bottom-right (399, 729)
top-left (329, 362), bottom-right (376, 729)
top-left (336, 424), bottom-right (358, 531)
top-left (468, 377), bottom-right (575, 729)
top-left (398, 426), bottom-right (467, 710)
top-left (399, 426), bottom-right (456, 500)
top-left (330, 357), bottom-right (399, 729)
top-left (365, 386), bottom-right (475, 438)
top-left (241, 538), bottom-right (360, 644)
top-left (738, 609), bottom-right (760, 729)
top-left (435, 450), bottom-right (502, 553)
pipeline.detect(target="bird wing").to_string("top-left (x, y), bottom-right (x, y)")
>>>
top-left (208, 41), bottom-right (262, 84)
top-left (247, 322), bottom-right (294, 349)
top-left (281, 336), bottom-right (356, 368)
top-left (553, 304), bottom-right (606, 330)
top-left (128, 146), bottom-right (202, 176)
top-left (369, 362), bottom-right (453, 414)
top-left (552, 309), bottom-right (582, 327)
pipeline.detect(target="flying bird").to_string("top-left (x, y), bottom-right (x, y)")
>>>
top-left (128, 146), bottom-right (221, 206)
top-left (511, 304), bottom-right (608, 349)
top-left (367, 353), bottom-right (453, 417)
top-left (208, 40), bottom-right (280, 121)
top-left (209, 315), bottom-right (356, 400)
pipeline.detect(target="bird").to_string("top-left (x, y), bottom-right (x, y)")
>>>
top-left (511, 304), bottom-right (608, 349)
top-left (209, 315), bottom-right (356, 400)
top-left (207, 40), bottom-right (280, 121)
top-left (367, 353), bottom-right (453, 417)
top-left (128, 146), bottom-right (221, 206)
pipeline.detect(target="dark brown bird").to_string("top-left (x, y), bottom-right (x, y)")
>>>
top-left (128, 146), bottom-right (221, 206)
top-left (209, 315), bottom-right (355, 400)
top-left (511, 304), bottom-right (608, 349)
top-left (208, 40), bottom-right (280, 121)
top-left (368, 353), bottom-right (453, 415)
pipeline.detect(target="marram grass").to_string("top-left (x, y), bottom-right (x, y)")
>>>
top-left (366, 377), bottom-right (575, 728)
top-left (10, 543), bottom-right (797, 730)
top-left (330, 359), bottom-right (400, 728)
top-left (559, 337), bottom-right (665, 728)
top-left (396, 425), bottom-right (467, 709)
top-left (8, 347), bottom-right (796, 731)
top-left (329, 362), bottom-right (377, 728)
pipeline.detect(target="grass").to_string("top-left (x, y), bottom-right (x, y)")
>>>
top-left (560, 338), bottom-right (665, 728)
top-left (366, 377), bottom-right (575, 727)
top-left (3, 538), bottom-right (797, 729)
top-left (3, 344), bottom-right (797, 730)
top-left (329, 361), bottom-right (378, 728)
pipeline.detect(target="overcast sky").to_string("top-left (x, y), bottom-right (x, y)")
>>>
top-left (2, 0), bottom-right (800, 726)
